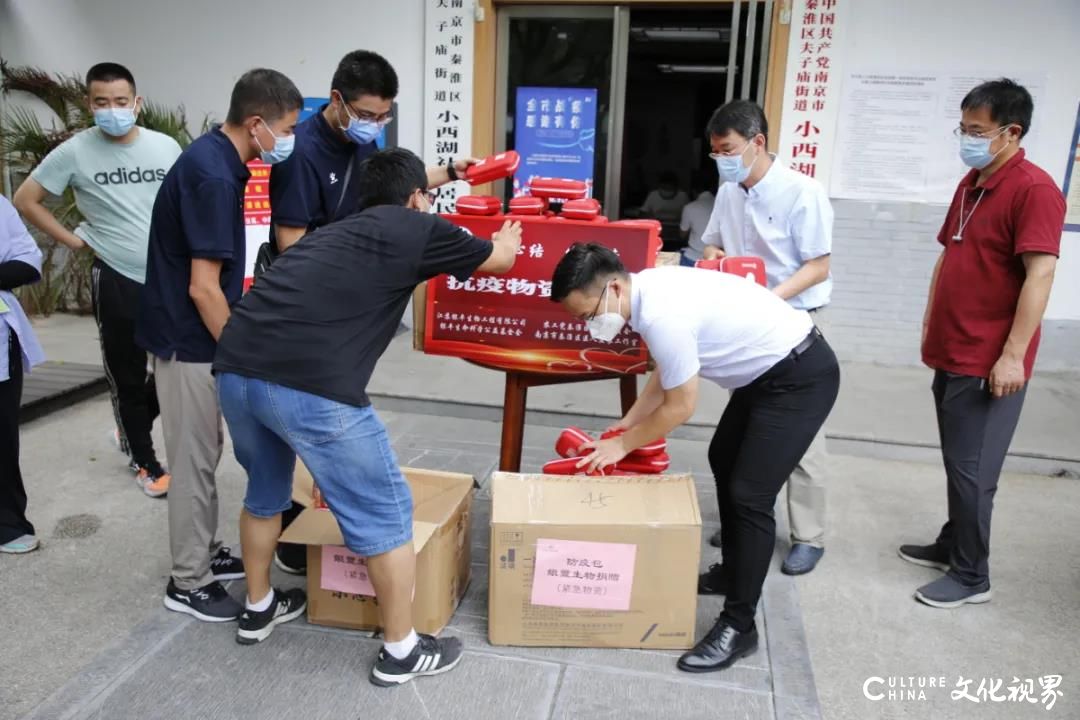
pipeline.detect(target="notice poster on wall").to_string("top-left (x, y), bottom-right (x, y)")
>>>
top-left (513, 87), bottom-right (598, 197)
top-left (830, 70), bottom-right (1045, 204)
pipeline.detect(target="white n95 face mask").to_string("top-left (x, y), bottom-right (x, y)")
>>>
top-left (585, 284), bottom-right (626, 343)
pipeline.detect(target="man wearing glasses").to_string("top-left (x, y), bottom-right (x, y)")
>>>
top-left (699, 99), bottom-right (835, 579)
top-left (900, 79), bottom-right (1064, 608)
top-left (269, 49), bottom-right (472, 255)
top-left (267, 50), bottom-right (475, 575)
top-left (550, 243), bottom-right (839, 673)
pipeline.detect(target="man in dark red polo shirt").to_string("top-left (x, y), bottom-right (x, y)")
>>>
top-left (900, 79), bottom-right (1065, 608)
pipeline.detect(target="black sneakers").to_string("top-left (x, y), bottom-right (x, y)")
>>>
top-left (163, 579), bottom-right (243, 622)
top-left (898, 543), bottom-right (950, 572)
top-left (370, 634), bottom-right (464, 687)
top-left (211, 547), bottom-right (246, 581)
top-left (236, 588), bottom-right (307, 645)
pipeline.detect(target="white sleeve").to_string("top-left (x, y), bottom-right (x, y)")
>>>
top-left (700, 199), bottom-right (724, 249)
top-left (790, 183), bottom-right (833, 261)
top-left (640, 321), bottom-right (700, 390)
top-left (640, 191), bottom-right (658, 214)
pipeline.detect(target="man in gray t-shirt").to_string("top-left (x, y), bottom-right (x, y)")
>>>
top-left (15, 62), bottom-right (181, 498)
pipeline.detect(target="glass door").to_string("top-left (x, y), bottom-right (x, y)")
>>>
top-left (495, 5), bottom-right (629, 216)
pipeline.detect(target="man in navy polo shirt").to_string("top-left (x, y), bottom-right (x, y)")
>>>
top-left (136, 68), bottom-right (303, 622)
top-left (268, 49), bottom-right (476, 576)
top-left (269, 49), bottom-right (474, 255)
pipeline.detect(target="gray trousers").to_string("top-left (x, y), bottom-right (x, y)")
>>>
top-left (786, 307), bottom-right (830, 547)
top-left (154, 356), bottom-right (224, 590)
top-left (932, 370), bottom-right (1026, 586)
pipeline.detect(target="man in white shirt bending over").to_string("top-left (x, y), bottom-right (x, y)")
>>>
top-left (701, 99), bottom-right (835, 576)
top-left (551, 243), bottom-right (839, 675)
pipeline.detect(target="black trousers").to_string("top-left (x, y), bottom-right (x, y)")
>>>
top-left (1, 333), bottom-right (34, 544)
top-left (709, 334), bottom-right (840, 632)
top-left (932, 371), bottom-right (1026, 586)
top-left (91, 260), bottom-right (160, 468)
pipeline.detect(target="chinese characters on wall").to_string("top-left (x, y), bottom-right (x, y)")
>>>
top-left (424, 0), bottom-right (475, 213)
top-left (778, 0), bottom-right (845, 188)
top-left (423, 215), bottom-right (658, 373)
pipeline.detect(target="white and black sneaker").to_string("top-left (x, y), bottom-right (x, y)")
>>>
top-left (163, 579), bottom-right (242, 622)
top-left (236, 588), bottom-right (307, 645)
top-left (211, 547), bottom-right (245, 581)
top-left (370, 634), bottom-right (464, 687)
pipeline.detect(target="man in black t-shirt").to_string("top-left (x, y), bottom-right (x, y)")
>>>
top-left (214, 148), bottom-right (521, 684)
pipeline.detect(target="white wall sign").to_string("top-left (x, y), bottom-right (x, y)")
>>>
top-left (775, 0), bottom-right (848, 190)
top-left (424, 0), bottom-right (475, 213)
top-left (830, 70), bottom-right (1045, 204)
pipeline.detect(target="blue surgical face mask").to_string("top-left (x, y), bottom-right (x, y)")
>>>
top-left (94, 106), bottom-right (137, 137)
top-left (255, 120), bottom-right (295, 165)
top-left (714, 142), bottom-right (755, 184)
top-left (959, 127), bottom-right (1010, 170)
top-left (337, 100), bottom-right (381, 145)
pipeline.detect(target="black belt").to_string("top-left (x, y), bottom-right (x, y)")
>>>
top-left (788, 326), bottom-right (822, 360)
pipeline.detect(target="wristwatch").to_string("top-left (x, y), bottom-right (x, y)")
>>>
top-left (446, 159), bottom-right (459, 182)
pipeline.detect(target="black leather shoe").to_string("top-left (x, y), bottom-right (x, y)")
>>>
top-left (708, 528), bottom-right (723, 549)
top-left (677, 619), bottom-right (758, 673)
top-left (698, 563), bottom-right (730, 595)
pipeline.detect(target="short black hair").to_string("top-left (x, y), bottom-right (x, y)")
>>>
top-left (659, 171), bottom-right (678, 186)
top-left (551, 243), bottom-right (627, 303)
top-left (332, 50), bottom-right (399, 102)
top-left (706, 99), bottom-right (768, 143)
top-left (225, 68), bottom-right (303, 125)
top-left (961, 78), bottom-right (1033, 138)
top-left (355, 148), bottom-right (428, 208)
top-left (86, 62), bottom-right (135, 93)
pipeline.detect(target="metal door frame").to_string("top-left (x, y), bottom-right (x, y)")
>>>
top-left (494, 5), bottom-right (629, 215)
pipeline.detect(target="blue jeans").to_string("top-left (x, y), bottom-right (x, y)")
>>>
top-left (217, 373), bottom-right (412, 557)
top-left (679, 252), bottom-right (697, 267)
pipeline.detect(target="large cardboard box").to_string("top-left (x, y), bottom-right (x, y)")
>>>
top-left (281, 462), bottom-right (473, 634)
top-left (489, 472), bottom-right (701, 649)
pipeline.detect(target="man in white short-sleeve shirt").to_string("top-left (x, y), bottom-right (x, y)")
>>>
top-left (700, 100), bottom-right (835, 576)
top-left (551, 244), bottom-right (839, 675)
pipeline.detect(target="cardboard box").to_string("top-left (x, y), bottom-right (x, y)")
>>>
top-left (489, 472), bottom-right (701, 649)
top-left (281, 462), bottom-right (473, 635)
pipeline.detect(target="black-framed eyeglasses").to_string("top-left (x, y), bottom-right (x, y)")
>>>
top-left (584, 284), bottom-right (610, 321)
top-left (345, 102), bottom-right (393, 126)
